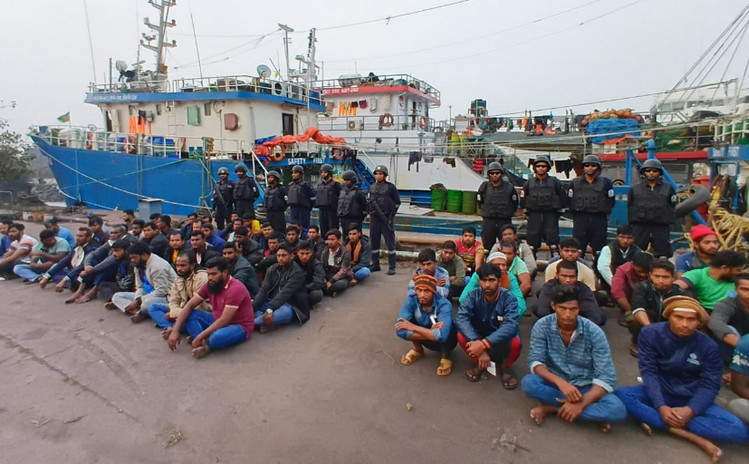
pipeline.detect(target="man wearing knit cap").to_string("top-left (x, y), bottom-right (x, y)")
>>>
top-left (395, 274), bottom-right (457, 376)
top-left (675, 225), bottom-right (719, 278)
top-left (616, 295), bottom-right (748, 461)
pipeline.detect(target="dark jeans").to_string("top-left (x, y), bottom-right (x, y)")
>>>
top-left (526, 211), bottom-right (560, 249)
top-left (457, 332), bottom-right (522, 368)
top-left (318, 208), bottom-right (339, 235)
top-left (573, 213), bottom-right (608, 253)
top-left (522, 375), bottom-right (627, 423)
top-left (308, 289), bottom-right (323, 307)
top-left (324, 278), bottom-right (349, 295)
top-left (632, 222), bottom-right (672, 258)
top-left (266, 210), bottom-right (286, 236)
top-left (235, 199), bottom-right (255, 218)
top-left (290, 207), bottom-right (312, 230)
top-left (214, 205), bottom-right (231, 230)
top-left (481, 216), bottom-right (512, 252)
top-left (370, 216), bottom-right (397, 270)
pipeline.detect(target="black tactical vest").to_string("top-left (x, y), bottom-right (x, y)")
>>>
top-left (571, 176), bottom-right (610, 214)
top-left (478, 180), bottom-right (518, 218)
top-left (287, 181), bottom-right (312, 208)
top-left (525, 177), bottom-right (562, 211)
top-left (628, 181), bottom-right (675, 224)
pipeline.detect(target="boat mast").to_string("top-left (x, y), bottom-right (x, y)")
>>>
top-left (141, 0), bottom-right (177, 78)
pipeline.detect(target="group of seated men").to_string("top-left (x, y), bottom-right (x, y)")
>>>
top-left (392, 222), bottom-right (749, 461)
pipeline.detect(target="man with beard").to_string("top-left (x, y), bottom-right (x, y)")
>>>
top-left (149, 250), bottom-right (210, 332)
top-left (189, 231), bottom-right (220, 269)
top-left (130, 219), bottom-right (146, 240)
top-left (142, 222), bottom-right (168, 258)
top-left (200, 222), bottom-right (226, 250)
top-left (321, 229), bottom-right (353, 297)
top-left (287, 165), bottom-right (315, 231)
top-left (222, 242), bottom-right (259, 298)
top-left (346, 225), bottom-right (371, 286)
top-left (337, 170), bottom-right (368, 236)
top-left (596, 224), bottom-right (641, 289)
top-left (166, 257), bottom-right (254, 359)
top-left (627, 159), bottom-right (677, 258)
top-left (676, 250), bottom-right (746, 312)
top-left (709, 274), bottom-right (749, 364)
top-left (109, 240), bottom-right (176, 323)
top-left (675, 225), bottom-right (719, 278)
top-left (212, 166), bottom-right (235, 230)
top-left (315, 164), bottom-right (341, 235)
top-left (615, 296), bottom-right (748, 461)
top-left (233, 163), bottom-right (259, 218)
top-left (91, 239), bottom-right (134, 303)
top-left (252, 243), bottom-right (308, 333)
top-left (233, 226), bottom-right (263, 266)
top-left (39, 227), bottom-right (96, 293)
top-left (263, 170), bottom-right (288, 234)
top-left (88, 216), bottom-right (109, 248)
top-left (295, 241), bottom-right (325, 307)
top-left (165, 230), bottom-right (190, 268)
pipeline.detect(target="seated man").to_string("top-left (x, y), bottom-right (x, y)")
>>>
top-left (44, 217), bottom-right (76, 248)
top-left (166, 230), bottom-right (190, 268)
top-left (233, 226), bottom-right (263, 266)
top-left (320, 229), bottom-right (352, 297)
top-left (13, 229), bottom-right (69, 282)
top-left (499, 241), bottom-right (532, 296)
top-left (677, 250), bottom-right (746, 312)
top-left (307, 225), bottom-right (326, 259)
top-left (396, 274), bottom-right (457, 376)
top-left (596, 224), bottom-right (640, 288)
top-left (0, 219), bottom-right (11, 257)
top-left (257, 222), bottom-right (274, 251)
top-left (437, 240), bottom-right (465, 298)
top-left (157, 214), bottom-right (180, 240)
top-left (88, 216), bottom-right (109, 248)
top-left (534, 260), bottom-right (607, 326)
top-left (709, 273), bottom-right (749, 364)
top-left (91, 239), bottom-right (134, 303)
top-left (493, 224), bottom-right (537, 278)
top-left (346, 225), bottom-right (371, 286)
top-left (615, 296), bottom-right (749, 461)
top-left (166, 257), bottom-right (254, 359)
top-left (295, 240), bottom-right (325, 307)
top-left (219, 212), bottom-right (240, 239)
top-left (460, 252), bottom-right (526, 316)
top-left (142, 221), bottom-right (168, 258)
top-left (189, 231), bottom-right (220, 269)
top-left (180, 212), bottom-right (200, 240)
top-left (729, 334), bottom-right (749, 424)
top-left (455, 263), bottom-right (521, 389)
top-left (200, 222), bottom-right (226, 250)
top-left (256, 232), bottom-right (281, 276)
top-left (543, 237), bottom-right (596, 292)
top-left (0, 223), bottom-right (38, 279)
top-left (675, 224), bottom-right (718, 278)
top-left (454, 226), bottom-right (485, 278)
top-left (285, 226), bottom-right (301, 254)
top-left (252, 243), bottom-right (309, 333)
top-left (130, 219), bottom-right (146, 240)
top-left (109, 241), bottom-right (176, 323)
top-left (39, 227), bottom-right (96, 294)
top-left (522, 285), bottom-right (626, 431)
top-left (628, 259), bottom-right (683, 357)
top-left (224, 217), bottom-right (244, 242)
top-left (222, 242), bottom-right (260, 298)
top-left (241, 212), bottom-right (261, 239)
top-left (149, 250), bottom-right (210, 331)
top-left (611, 252), bottom-right (652, 321)
top-left (408, 248), bottom-right (450, 298)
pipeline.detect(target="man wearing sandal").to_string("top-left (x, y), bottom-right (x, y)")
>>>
top-left (395, 274), bottom-right (457, 376)
top-left (522, 285), bottom-right (626, 432)
top-left (454, 263), bottom-right (521, 389)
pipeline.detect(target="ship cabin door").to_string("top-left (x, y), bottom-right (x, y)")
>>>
top-left (105, 111), bottom-right (113, 132)
top-left (282, 113), bottom-right (294, 136)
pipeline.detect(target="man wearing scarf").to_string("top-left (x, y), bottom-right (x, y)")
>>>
top-left (616, 296), bottom-right (748, 461)
top-left (345, 225), bottom-right (371, 287)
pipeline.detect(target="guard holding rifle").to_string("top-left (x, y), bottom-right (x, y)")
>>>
top-left (368, 165), bottom-right (400, 275)
top-left (212, 167), bottom-right (234, 230)
top-left (233, 163), bottom-right (259, 219)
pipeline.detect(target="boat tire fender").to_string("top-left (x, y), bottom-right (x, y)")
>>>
top-left (380, 113), bottom-right (394, 128)
top-left (675, 184), bottom-right (709, 218)
top-left (85, 132), bottom-right (94, 150)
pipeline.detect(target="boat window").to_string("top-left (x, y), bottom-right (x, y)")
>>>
top-left (740, 96), bottom-right (749, 104)
top-left (712, 99), bottom-right (724, 106)
top-left (661, 103), bottom-right (673, 112)
top-left (204, 103), bottom-right (211, 116)
top-left (282, 113), bottom-right (294, 136)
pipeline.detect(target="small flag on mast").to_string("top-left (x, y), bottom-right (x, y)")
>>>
top-left (57, 112), bottom-right (70, 123)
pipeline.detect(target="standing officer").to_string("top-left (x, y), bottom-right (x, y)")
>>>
top-left (628, 159), bottom-right (676, 258)
top-left (212, 167), bottom-right (234, 230)
top-left (263, 170), bottom-right (287, 234)
top-left (569, 155), bottom-right (615, 254)
top-left (521, 156), bottom-right (566, 256)
top-left (477, 161), bottom-right (518, 250)
top-left (368, 165), bottom-right (400, 275)
top-left (287, 165), bottom-right (316, 231)
top-left (233, 163), bottom-right (259, 218)
top-left (315, 164), bottom-right (341, 234)
top-left (337, 170), bottom-right (368, 236)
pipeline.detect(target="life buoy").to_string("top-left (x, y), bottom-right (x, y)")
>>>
top-left (419, 116), bottom-right (427, 130)
top-left (331, 148), bottom-right (343, 161)
top-left (85, 132), bottom-right (94, 150)
top-left (379, 113), bottom-right (394, 128)
top-left (269, 145), bottom-right (285, 162)
top-left (433, 127), bottom-right (444, 133)
top-left (124, 135), bottom-right (136, 154)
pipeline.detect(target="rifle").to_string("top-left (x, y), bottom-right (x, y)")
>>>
top-left (367, 198), bottom-right (393, 233)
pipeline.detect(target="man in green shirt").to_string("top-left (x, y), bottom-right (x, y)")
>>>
top-left (13, 229), bottom-right (70, 282)
top-left (677, 250), bottom-right (745, 311)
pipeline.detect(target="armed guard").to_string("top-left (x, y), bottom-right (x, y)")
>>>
top-left (568, 155), bottom-right (615, 254)
top-left (521, 156), bottom-right (567, 255)
top-left (627, 159), bottom-right (676, 258)
top-left (315, 164), bottom-right (341, 234)
top-left (287, 165), bottom-right (316, 230)
top-left (477, 161), bottom-right (518, 250)
top-left (337, 170), bottom-right (368, 236)
top-left (233, 163), bottom-right (259, 218)
top-left (263, 170), bottom-right (288, 234)
top-left (368, 165), bottom-right (400, 275)
top-left (212, 167), bottom-right (235, 230)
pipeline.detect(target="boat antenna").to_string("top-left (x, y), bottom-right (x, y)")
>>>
top-left (141, 0), bottom-right (177, 77)
top-left (190, 11), bottom-right (204, 79)
top-left (82, 0), bottom-right (97, 83)
top-left (279, 23), bottom-right (294, 81)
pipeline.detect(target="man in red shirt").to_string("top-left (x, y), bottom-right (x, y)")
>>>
top-left (454, 226), bottom-right (485, 280)
top-left (166, 257), bottom-right (254, 359)
top-left (611, 252), bottom-right (652, 324)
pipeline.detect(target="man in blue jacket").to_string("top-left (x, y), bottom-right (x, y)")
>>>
top-left (455, 263), bottom-right (521, 389)
top-left (616, 295), bottom-right (748, 462)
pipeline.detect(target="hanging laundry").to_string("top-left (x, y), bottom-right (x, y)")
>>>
top-left (351, 101), bottom-right (358, 108)
top-left (443, 157), bottom-right (456, 168)
top-left (554, 159), bottom-right (574, 178)
top-left (359, 100), bottom-right (367, 109)
top-left (408, 151), bottom-right (422, 171)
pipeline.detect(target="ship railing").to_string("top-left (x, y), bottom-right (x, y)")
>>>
top-left (172, 75), bottom-right (323, 105)
top-left (714, 114), bottom-right (749, 145)
top-left (316, 73), bottom-right (440, 103)
top-left (317, 113), bottom-right (439, 132)
top-left (89, 79), bottom-right (171, 94)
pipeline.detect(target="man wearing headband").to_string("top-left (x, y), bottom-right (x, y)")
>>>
top-left (522, 285), bottom-right (625, 432)
top-left (534, 260), bottom-right (606, 326)
top-left (460, 251), bottom-right (526, 317)
top-left (616, 296), bottom-right (748, 461)
top-left (676, 250), bottom-right (746, 311)
top-left (395, 274), bottom-right (457, 376)
top-left (675, 225), bottom-right (719, 278)
top-left (455, 263), bottom-right (521, 389)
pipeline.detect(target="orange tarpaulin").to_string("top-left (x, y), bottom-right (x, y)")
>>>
top-left (254, 127), bottom-right (347, 157)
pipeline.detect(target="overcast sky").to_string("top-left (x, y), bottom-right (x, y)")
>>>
top-left (1, 0), bottom-right (747, 135)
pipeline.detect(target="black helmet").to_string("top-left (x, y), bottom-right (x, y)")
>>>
top-left (217, 167), bottom-right (230, 175)
top-left (267, 170), bottom-right (281, 180)
top-left (374, 165), bottom-right (389, 176)
top-left (582, 155), bottom-right (601, 168)
top-left (291, 165), bottom-right (304, 173)
top-left (342, 170), bottom-right (357, 182)
top-left (234, 163), bottom-right (248, 173)
top-left (321, 163), bottom-right (334, 173)
top-left (533, 156), bottom-right (551, 168)
top-left (640, 159), bottom-right (663, 174)
top-left (487, 161), bottom-right (503, 173)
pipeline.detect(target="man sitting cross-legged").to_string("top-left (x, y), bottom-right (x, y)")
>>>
top-left (345, 224), bottom-right (371, 287)
top-left (252, 243), bottom-right (309, 333)
top-left (13, 229), bottom-right (68, 283)
top-left (149, 250), bottom-right (210, 332)
top-left (522, 285), bottom-right (627, 432)
top-left (455, 263), bottom-right (521, 389)
top-left (395, 274), bottom-right (457, 376)
top-left (294, 240), bottom-right (325, 308)
top-left (320, 229), bottom-right (352, 297)
top-left (165, 257), bottom-right (254, 359)
top-left (39, 227), bottom-right (96, 294)
top-left (615, 296), bottom-right (749, 462)
top-left (534, 260), bottom-right (607, 326)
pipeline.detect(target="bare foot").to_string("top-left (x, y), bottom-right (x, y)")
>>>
top-left (350, 279), bottom-right (358, 287)
top-left (76, 288), bottom-right (98, 304)
top-left (104, 302), bottom-right (118, 310)
top-left (599, 422), bottom-right (612, 433)
top-left (65, 289), bottom-right (84, 304)
top-left (641, 422), bottom-right (653, 436)
top-left (192, 345), bottom-right (212, 359)
top-left (669, 427), bottom-right (723, 462)
top-left (530, 404), bottom-right (555, 426)
top-left (162, 327), bottom-right (173, 340)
